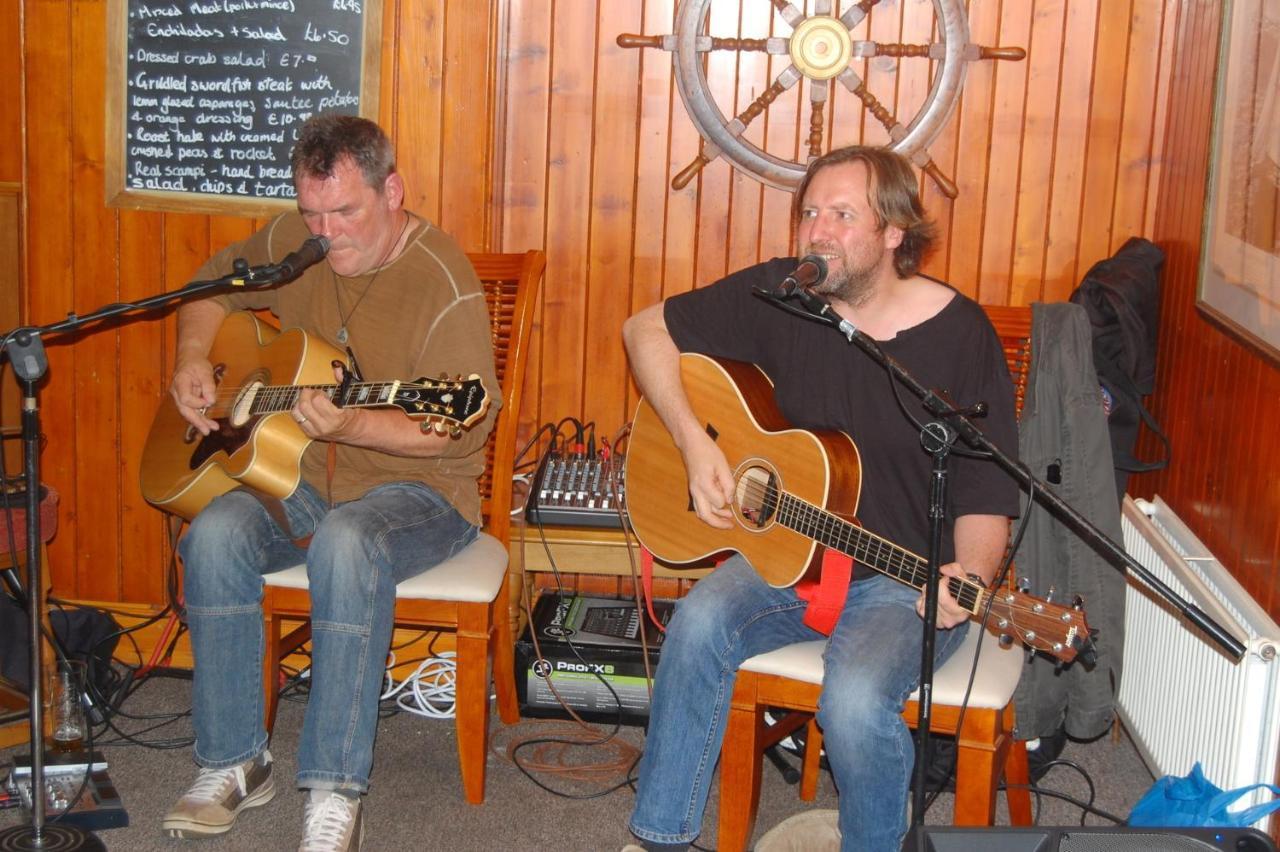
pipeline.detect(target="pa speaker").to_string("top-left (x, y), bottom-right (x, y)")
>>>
top-left (902, 825), bottom-right (1276, 852)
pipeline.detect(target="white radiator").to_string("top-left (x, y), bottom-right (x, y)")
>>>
top-left (1118, 495), bottom-right (1280, 825)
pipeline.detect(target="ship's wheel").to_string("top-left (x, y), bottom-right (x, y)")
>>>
top-left (618, 0), bottom-right (1025, 197)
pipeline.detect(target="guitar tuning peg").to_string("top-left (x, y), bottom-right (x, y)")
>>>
top-left (1044, 585), bottom-right (1057, 602)
top-left (1072, 595), bottom-right (1085, 610)
top-left (449, 425), bottom-right (461, 439)
top-left (1017, 576), bottom-right (1031, 594)
top-left (999, 634), bottom-right (1014, 648)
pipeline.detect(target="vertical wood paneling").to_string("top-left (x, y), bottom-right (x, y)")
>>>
top-left (116, 208), bottom-right (168, 604)
top-left (0, 0), bottom-right (21, 182)
top-left (24, 0), bottom-right (77, 595)
top-left (19, 0), bottom-right (497, 603)
top-left (541, 1), bottom-right (597, 424)
top-left (722, 4), bottom-right (769, 276)
top-left (69, 0), bottom-right (118, 600)
top-left (583, 3), bottom-right (642, 432)
top-left (625, 0), bottom-right (679, 422)
top-left (1044, 0), bottom-right (1102, 299)
top-left (1008, 1), bottom-right (1065, 306)
top-left (25, 0), bottom-right (1262, 615)
top-left (974, 1), bottom-right (1033, 304)
top-left (1109, 0), bottom-right (1171, 254)
top-left (439, 2), bottom-right (495, 248)
top-left (394, 0), bottom-right (446, 225)
top-left (1075, 0), bottom-right (1126, 270)
top-left (1144, 0), bottom-right (1280, 625)
top-left (499, 0), bottom-right (552, 438)
top-left (690, 0), bottom-right (738, 289)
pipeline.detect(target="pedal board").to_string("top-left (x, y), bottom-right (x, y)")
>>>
top-left (524, 452), bottom-right (627, 528)
top-left (9, 752), bottom-right (129, 831)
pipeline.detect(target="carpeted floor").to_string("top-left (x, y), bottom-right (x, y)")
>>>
top-left (2, 673), bottom-right (1155, 851)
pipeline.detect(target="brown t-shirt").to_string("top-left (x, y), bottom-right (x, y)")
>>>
top-left (191, 212), bottom-right (498, 524)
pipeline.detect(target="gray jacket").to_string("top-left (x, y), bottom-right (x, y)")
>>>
top-left (1011, 301), bottom-right (1126, 740)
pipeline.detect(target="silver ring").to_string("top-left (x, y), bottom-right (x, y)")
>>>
top-left (297, 415), bottom-right (309, 425)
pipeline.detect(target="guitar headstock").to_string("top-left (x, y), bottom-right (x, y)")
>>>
top-left (977, 588), bottom-right (1096, 665)
top-left (392, 375), bottom-right (490, 431)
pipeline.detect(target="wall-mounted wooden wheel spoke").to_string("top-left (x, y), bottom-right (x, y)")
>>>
top-left (617, 0), bottom-right (1026, 196)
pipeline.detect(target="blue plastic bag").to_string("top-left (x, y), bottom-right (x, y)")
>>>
top-left (1129, 762), bottom-right (1280, 828)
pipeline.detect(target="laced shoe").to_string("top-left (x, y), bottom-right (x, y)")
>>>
top-left (162, 749), bottom-right (275, 838)
top-left (299, 790), bottom-right (364, 852)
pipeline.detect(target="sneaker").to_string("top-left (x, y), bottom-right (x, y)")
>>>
top-left (300, 790), bottom-right (363, 851)
top-left (162, 749), bottom-right (275, 838)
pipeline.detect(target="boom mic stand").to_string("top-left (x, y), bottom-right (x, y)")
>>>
top-left (754, 287), bottom-right (1245, 840)
top-left (0, 249), bottom-right (316, 851)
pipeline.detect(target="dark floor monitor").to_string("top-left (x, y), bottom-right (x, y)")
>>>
top-left (903, 826), bottom-right (1276, 852)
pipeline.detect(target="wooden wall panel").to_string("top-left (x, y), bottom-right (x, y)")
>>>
top-left (15, 0), bottom-right (497, 603)
top-left (23, 0), bottom-right (76, 596)
top-left (499, 0), bottom-right (1176, 438)
top-left (20, 0), bottom-right (1269, 618)
top-left (69, 0), bottom-right (119, 601)
top-left (0, 0), bottom-right (20, 183)
top-left (1145, 0), bottom-right (1280, 621)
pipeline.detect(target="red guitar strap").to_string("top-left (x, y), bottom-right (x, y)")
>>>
top-left (794, 548), bottom-right (854, 636)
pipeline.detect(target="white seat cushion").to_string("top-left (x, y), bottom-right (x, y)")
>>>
top-left (739, 625), bottom-right (1023, 710)
top-left (261, 531), bottom-right (508, 604)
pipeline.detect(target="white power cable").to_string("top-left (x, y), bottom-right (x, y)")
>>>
top-left (382, 651), bottom-right (457, 719)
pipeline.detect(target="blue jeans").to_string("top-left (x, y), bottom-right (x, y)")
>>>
top-left (629, 556), bottom-right (970, 852)
top-left (180, 479), bottom-right (477, 794)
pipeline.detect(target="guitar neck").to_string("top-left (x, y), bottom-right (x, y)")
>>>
top-left (248, 381), bottom-right (402, 414)
top-left (777, 493), bottom-right (987, 615)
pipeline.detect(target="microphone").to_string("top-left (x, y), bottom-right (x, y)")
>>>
top-left (771, 254), bottom-right (828, 297)
top-left (276, 235), bottom-right (331, 279)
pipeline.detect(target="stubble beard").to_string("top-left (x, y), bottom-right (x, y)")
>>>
top-left (808, 248), bottom-right (881, 309)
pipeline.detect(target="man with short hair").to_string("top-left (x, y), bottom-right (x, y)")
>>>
top-left (621, 146), bottom-right (1019, 852)
top-left (161, 113), bottom-right (498, 851)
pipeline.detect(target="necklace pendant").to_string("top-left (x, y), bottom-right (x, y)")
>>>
top-left (336, 326), bottom-right (349, 344)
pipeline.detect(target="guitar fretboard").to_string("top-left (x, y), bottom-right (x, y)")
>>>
top-left (247, 382), bottom-right (402, 414)
top-left (773, 490), bottom-right (986, 614)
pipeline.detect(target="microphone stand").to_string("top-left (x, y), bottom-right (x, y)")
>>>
top-left (754, 287), bottom-right (1246, 838)
top-left (0, 258), bottom-right (298, 851)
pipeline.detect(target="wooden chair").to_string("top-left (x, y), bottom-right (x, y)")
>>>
top-left (260, 250), bottom-right (545, 804)
top-left (717, 305), bottom-right (1035, 851)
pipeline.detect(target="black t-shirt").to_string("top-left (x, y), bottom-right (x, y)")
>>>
top-left (664, 257), bottom-right (1020, 578)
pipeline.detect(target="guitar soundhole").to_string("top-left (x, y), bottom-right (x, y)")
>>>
top-left (229, 369), bottom-right (269, 428)
top-left (734, 464), bottom-right (779, 530)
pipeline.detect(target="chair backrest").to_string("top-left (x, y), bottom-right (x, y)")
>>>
top-left (981, 304), bottom-right (1032, 592)
top-left (467, 251), bottom-right (546, 545)
top-left (981, 304), bottom-right (1033, 418)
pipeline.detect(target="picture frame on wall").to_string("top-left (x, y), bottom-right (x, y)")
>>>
top-left (1197, 0), bottom-right (1280, 366)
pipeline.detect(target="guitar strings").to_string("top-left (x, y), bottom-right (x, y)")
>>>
top-left (734, 477), bottom-right (1067, 630)
top-left (198, 379), bottom-right (451, 413)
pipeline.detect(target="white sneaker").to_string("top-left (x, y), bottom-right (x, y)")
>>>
top-left (299, 790), bottom-right (363, 851)
top-left (162, 749), bottom-right (275, 838)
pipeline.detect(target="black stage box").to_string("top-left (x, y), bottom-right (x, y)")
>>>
top-left (902, 825), bottom-right (1276, 852)
top-left (515, 593), bottom-right (675, 724)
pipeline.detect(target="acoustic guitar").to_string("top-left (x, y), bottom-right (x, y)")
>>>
top-left (625, 352), bottom-right (1093, 664)
top-left (140, 311), bottom-right (489, 521)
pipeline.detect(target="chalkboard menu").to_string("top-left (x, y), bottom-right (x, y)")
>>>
top-left (105, 0), bottom-right (383, 216)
